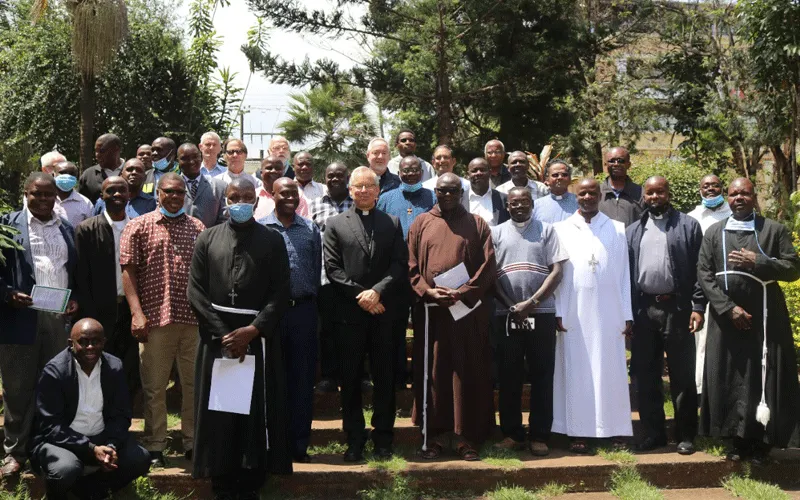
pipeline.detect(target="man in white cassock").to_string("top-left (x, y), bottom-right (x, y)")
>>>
top-left (553, 178), bottom-right (633, 454)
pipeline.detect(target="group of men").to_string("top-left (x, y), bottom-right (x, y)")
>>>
top-left (0, 127), bottom-right (798, 499)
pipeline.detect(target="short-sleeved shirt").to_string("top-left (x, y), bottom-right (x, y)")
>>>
top-left (491, 218), bottom-right (568, 314)
top-left (377, 187), bottom-right (436, 239)
top-left (56, 190), bottom-right (94, 228)
top-left (253, 187), bottom-right (309, 220)
top-left (119, 210), bottom-right (205, 328)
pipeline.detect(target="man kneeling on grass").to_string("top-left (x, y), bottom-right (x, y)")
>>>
top-left (30, 318), bottom-right (151, 500)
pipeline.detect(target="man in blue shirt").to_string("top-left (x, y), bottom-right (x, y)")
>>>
top-left (260, 178), bottom-right (321, 464)
top-left (377, 156), bottom-right (436, 388)
top-left (532, 160), bottom-right (578, 224)
top-left (93, 159), bottom-right (156, 218)
top-left (199, 132), bottom-right (227, 177)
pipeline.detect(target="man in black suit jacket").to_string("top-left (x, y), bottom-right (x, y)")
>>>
top-left (30, 318), bottom-right (150, 500)
top-left (79, 134), bottom-right (123, 204)
top-left (463, 157), bottom-right (510, 226)
top-left (323, 166), bottom-right (408, 462)
top-left (75, 177), bottom-right (140, 398)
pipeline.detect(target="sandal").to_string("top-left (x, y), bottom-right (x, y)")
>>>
top-left (570, 440), bottom-right (590, 455)
top-left (611, 438), bottom-right (628, 451)
top-left (418, 441), bottom-right (443, 460)
top-left (456, 442), bottom-right (480, 461)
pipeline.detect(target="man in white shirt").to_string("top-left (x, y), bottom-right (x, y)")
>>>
top-left (75, 177), bottom-right (140, 400)
top-left (687, 174), bottom-right (732, 395)
top-left (219, 139), bottom-right (260, 188)
top-left (422, 145), bottom-right (469, 192)
top-left (497, 151), bottom-right (549, 200)
top-left (53, 161), bottom-right (94, 228)
top-left (30, 319), bottom-right (151, 499)
top-left (465, 158), bottom-right (510, 227)
top-left (387, 129), bottom-right (435, 181)
top-left (293, 151), bottom-right (326, 201)
top-left (199, 131), bottom-right (227, 177)
top-left (0, 173), bottom-right (79, 477)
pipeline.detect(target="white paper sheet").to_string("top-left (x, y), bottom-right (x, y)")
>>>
top-left (208, 355), bottom-right (256, 415)
top-left (449, 299), bottom-right (482, 321)
top-left (432, 263), bottom-right (479, 321)
top-left (30, 285), bottom-right (71, 313)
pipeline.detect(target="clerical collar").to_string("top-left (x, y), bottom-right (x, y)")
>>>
top-left (512, 218), bottom-right (532, 230)
top-left (651, 212), bottom-right (664, 220)
top-left (359, 209), bottom-right (371, 216)
top-left (551, 193), bottom-right (564, 200)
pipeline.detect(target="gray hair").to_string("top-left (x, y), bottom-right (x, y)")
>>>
top-left (40, 151), bottom-right (66, 170)
top-left (351, 166), bottom-right (379, 186)
top-left (484, 139), bottom-right (505, 155)
top-left (367, 137), bottom-right (389, 154)
top-left (200, 131), bottom-right (221, 143)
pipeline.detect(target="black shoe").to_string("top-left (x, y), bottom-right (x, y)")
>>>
top-left (373, 447), bottom-right (393, 460)
top-left (294, 453), bottom-right (312, 463)
top-left (315, 379), bottom-right (338, 393)
top-left (344, 445), bottom-right (364, 463)
top-left (149, 451), bottom-right (166, 468)
top-left (726, 449), bottom-right (744, 462)
top-left (636, 436), bottom-right (667, 452)
top-left (184, 449), bottom-right (193, 461)
top-left (676, 441), bottom-right (695, 455)
top-left (750, 450), bottom-right (770, 466)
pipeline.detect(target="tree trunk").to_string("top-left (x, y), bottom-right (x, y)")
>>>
top-left (592, 141), bottom-right (603, 175)
top-left (434, 0), bottom-right (454, 146)
top-left (79, 73), bottom-right (96, 170)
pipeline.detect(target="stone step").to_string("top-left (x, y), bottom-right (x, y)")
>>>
top-left (14, 447), bottom-right (799, 499)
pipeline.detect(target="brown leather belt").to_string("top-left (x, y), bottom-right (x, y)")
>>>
top-left (642, 293), bottom-right (675, 303)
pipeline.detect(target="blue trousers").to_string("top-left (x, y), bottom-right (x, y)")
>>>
top-left (279, 301), bottom-right (319, 456)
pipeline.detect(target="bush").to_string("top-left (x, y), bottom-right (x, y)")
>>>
top-left (781, 231), bottom-right (800, 359)
top-left (627, 157), bottom-right (718, 213)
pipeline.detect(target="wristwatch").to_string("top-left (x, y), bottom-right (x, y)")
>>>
top-left (531, 297), bottom-right (540, 306)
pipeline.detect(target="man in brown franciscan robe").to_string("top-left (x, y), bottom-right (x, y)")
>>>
top-left (408, 173), bottom-right (497, 461)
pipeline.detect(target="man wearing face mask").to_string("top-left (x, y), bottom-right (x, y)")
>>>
top-left (688, 174), bottom-right (732, 396)
top-left (260, 178), bottom-right (321, 464)
top-left (141, 137), bottom-right (180, 196)
top-left (626, 176), bottom-right (706, 455)
top-left (697, 178), bottom-right (800, 464)
top-left (53, 161), bottom-right (94, 228)
top-left (120, 173), bottom-right (205, 468)
top-left (377, 156), bottom-right (435, 388)
top-left (188, 179), bottom-right (293, 498)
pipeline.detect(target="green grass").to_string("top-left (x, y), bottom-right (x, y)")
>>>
top-left (307, 441), bottom-right (348, 455)
top-left (722, 474), bottom-right (790, 500)
top-left (358, 475), bottom-right (416, 500)
top-left (363, 406), bottom-right (374, 424)
top-left (609, 466), bottom-right (664, 500)
top-left (366, 454), bottom-right (408, 472)
top-left (112, 477), bottom-right (188, 500)
top-left (663, 399), bottom-right (675, 419)
top-left (481, 446), bottom-right (524, 470)
top-left (167, 413), bottom-right (181, 429)
top-left (696, 436), bottom-right (726, 458)
top-left (597, 446), bottom-right (637, 464)
top-left (0, 483), bottom-right (31, 500)
top-left (485, 482), bottom-right (569, 500)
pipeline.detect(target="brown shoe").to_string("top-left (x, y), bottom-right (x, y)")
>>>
top-left (529, 441), bottom-right (549, 456)
top-left (0, 455), bottom-right (22, 477)
top-left (493, 437), bottom-right (525, 451)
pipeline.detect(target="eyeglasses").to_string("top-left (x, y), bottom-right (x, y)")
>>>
top-left (486, 150), bottom-right (504, 156)
top-left (607, 158), bottom-right (627, 164)
top-left (401, 167), bottom-right (422, 174)
top-left (435, 187), bottom-right (462, 195)
top-left (351, 184), bottom-right (378, 191)
top-left (76, 337), bottom-right (104, 348)
top-left (226, 149), bottom-right (245, 155)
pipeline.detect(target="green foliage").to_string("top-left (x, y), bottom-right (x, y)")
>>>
top-left (358, 475), bottom-right (416, 500)
top-left (609, 466), bottom-right (664, 500)
top-left (279, 84), bottom-right (376, 172)
top-left (597, 447), bottom-right (637, 465)
top-left (485, 482), bottom-right (569, 500)
top-left (779, 280), bottom-right (800, 360)
top-left (627, 157), bottom-right (717, 213)
top-left (695, 436), bottom-right (726, 458)
top-left (722, 473), bottom-right (790, 500)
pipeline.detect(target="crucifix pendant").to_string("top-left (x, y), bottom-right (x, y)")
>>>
top-left (229, 288), bottom-right (238, 305)
top-left (588, 254), bottom-right (599, 273)
top-left (407, 206), bottom-right (413, 215)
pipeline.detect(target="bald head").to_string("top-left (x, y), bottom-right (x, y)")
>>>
top-left (728, 177), bottom-right (755, 218)
top-left (70, 319), bottom-right (105, 371)
top-left (71, 318), bottom-right (104, 342)
top-left (644, 176), bottom-right (669, 192)
top-left (643, 176), bottom-right (671, 214)
top-left (605, 147), bottom-right (631, 180)
top-left (227, 177), bottom-right (257, 196)
top-left (577, 177), bottom-right (600, 193)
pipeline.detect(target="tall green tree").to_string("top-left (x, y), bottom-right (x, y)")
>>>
top-left (279, 84), bottom-right (376, 170)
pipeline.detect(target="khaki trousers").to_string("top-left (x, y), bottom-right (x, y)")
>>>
top-left (139, 323), bottom-right (197, 452)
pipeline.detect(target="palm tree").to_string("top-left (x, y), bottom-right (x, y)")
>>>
top-left (32, 0), bottom-right (128, 168)
top-left (279, 84), bottom-right (377, 170)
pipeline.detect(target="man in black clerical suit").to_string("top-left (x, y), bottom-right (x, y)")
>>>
top-left (323, 166), bottom-right (408, 463)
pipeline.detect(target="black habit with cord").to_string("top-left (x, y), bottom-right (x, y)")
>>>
top-left (187, 220), bottom-right (292, 481)
top-left (697, 215), bottom-right (800, 448)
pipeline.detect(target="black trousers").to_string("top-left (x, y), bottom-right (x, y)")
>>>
top-left (317, 285), bottom-right (338, 381)
top-left (32, 435), bottom-right (150, 500)
top-left (632, 297), bottom-right (698, 443)
top-left (107, 301), bottom-right (140, 399)
top-left (392, 305), bottom-right (410, 385)
top-left (211, 467), bottom-right (265, 498)
top-left (494, 313), bottom-right (556, 442)
top-left (335, 318), bottom-right (395, 448)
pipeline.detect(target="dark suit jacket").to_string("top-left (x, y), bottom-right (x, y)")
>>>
top-left (0, 210), bottom-right (77, 345)
top-left (74, 215), bottom-right (119, 337)
top-left (491, 189), bottom-right (511, 225)
top-left (323, 206), bottom-right (408, 323)
top-left (78, 165), bottom-right (121, 204)
top-left (31, 349), bottom-right (131, 462)
top-left (182, 174), bottom-right (228, 228)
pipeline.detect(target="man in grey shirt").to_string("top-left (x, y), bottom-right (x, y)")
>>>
top-left (491, 187), bottom-right (568, 456)
top-left (626, 176), bottom-right (706, 456)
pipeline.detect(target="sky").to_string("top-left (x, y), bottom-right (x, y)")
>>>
top-left (190, 0), bottom-right (364, 154)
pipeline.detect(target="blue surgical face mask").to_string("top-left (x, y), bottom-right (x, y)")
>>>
top-left (702, 194), bottom-right (725, 209)
top-left (401, 182), bottom-right (423, 193)
top-left (160, 206), bottom-right (185, 218)
top-left (227, 202), bottom-right (255, 223)
top-left (153, 154), bottom-right (173, 172)
top-left (54, 174), bottom-right (77, 192)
